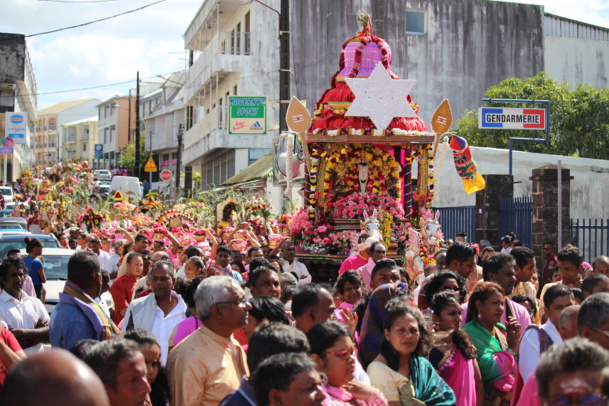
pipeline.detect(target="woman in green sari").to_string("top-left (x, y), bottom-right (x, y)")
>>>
top-left (463, 282), bottom-right (520, 406)
top-left (367, 297), bottom-right (455, 406)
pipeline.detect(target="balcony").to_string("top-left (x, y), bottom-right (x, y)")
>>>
top-left (184, 31), bottom-right (252, 105)
top-left (184, 106), bottom-right (226, 150)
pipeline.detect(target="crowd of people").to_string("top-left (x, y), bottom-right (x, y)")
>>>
top-left (1, 216), bottom-right (609, 406)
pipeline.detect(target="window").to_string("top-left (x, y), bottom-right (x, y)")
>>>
top-left (405, 10), bottom-right (426, 34)
top-left (234, 85), bottom-right (238, 95)
top-left (248, 148), bottom-right (270, 165)
top-left (245, 11), bottom-right (251, 55)
top-left (83, 143), bottom-right (87, 152)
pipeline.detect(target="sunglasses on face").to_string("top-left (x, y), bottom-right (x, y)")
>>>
top-left (325, 348), bottom-right (355, 360)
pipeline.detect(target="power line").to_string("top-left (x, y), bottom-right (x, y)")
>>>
top-left (16, 71), bottom-right (182, 98)
top-left (26, 0), bottom-right (166, 37)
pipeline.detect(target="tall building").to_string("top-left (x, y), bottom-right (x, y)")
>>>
top-left (0, 33), bottom-right (37, 181)
top-left (36, 98), bottom-right (100, 165)
top-left (62, 116), bottom-right (98, 165)
top-left (97, 96), bottom-right (135, 170)
top-left (182, 0), bottom-right (278, 189)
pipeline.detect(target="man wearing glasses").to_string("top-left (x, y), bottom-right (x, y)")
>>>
top-left (166, 276), bottom-right (251, 406)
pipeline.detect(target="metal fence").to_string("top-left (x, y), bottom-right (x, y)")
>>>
top-left (500, 197), bottom-right (533, 248)
top-left (570, 219), bottom-right (609, 263)
top-left (432, 206), bottom-right (477, 243)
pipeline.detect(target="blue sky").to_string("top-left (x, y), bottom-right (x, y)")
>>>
top-left (4, 0), bottom-right (609, 110)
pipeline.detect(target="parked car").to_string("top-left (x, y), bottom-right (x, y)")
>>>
top-left (94, 169), bottom-right (112, 182)
top-left (0, 186), bottom-right (14, 204)
top-left (0, 233), bottom-right (59, 258)
top-left (0, 218), bottom-right (27, 230)
top-left (20, 248), bottom-right (76, 313)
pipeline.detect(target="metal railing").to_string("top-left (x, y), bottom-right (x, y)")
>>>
top-left (570, 219), bottom-right (609, 263)
top-left (433, 206), bottom-right (477, 243)
top-left (499, 197), bottom-right (533, 248)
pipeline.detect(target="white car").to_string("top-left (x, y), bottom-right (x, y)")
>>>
top-left (94, 169), bottom-right (112, 182)
top-left (20, 248), bottom-right (77, 313)
top-left (0, 186), bottom-right (14, 204)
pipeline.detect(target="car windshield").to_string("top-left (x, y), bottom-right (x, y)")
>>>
top-left (0, 237), bottom-right (59, 258)
top-left (0, 223), bottom-right (26, 230)
top-left (42, 254), bottom-right (71, 280)
top-left (0, 189), bottom-right (12, 196)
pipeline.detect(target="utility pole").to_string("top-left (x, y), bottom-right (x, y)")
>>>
top-left (279, 0), bottom-right (290, 132)
top-left (175, 124), bottom-right (183, 200)
top-left (127, 88), bottom-right (132, 144)
top-left (135, 71), bottom-right (141, 180)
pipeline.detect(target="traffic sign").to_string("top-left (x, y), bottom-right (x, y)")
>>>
top-left (144, 157), bottom-right (158, 172)
top-left (228, 96), bottom-right (267, 135)
top-left (160, 170), bottom-right (172, 182)
top-left (478, 107), bottom-right (546, 130)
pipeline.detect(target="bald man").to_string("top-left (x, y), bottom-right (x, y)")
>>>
top-left (558, 305), bottom-right (580, 341)
top-left (0, 349), bottom-right (110, 406)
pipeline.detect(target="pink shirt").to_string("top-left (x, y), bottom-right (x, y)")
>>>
top-left (338, 254), bottom-right (369, 276)
top-left (172, 316), bottom-right (201, 345)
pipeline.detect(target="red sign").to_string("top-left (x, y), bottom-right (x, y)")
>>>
top-left (160, 170), bottom-right (172, 182)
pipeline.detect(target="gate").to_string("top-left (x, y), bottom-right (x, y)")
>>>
top-left (499, 197), bottom-right (533, 248)
top-left (570, 219), bottom-right (609, 263)
top-left (433, 206), bottom-right (477, 243)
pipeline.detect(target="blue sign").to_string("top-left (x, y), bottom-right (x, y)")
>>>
top-left (94, 144), bottom-right (103, 159)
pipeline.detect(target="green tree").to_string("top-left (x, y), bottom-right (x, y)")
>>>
top-left (456, 72), bottom-right (609, 159)
top-left (117, 142), bottom-right (145, 169)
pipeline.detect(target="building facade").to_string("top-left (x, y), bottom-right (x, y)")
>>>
top-left (36, 98), bottom-right (100, 166)
top-left (182, 0), bottom-right (278, 189)
top-left (0, 33), bottom-right (37, 181)
top-left (62, 116), bottom-right (98, 164)
top-left (97, 97), bottom-right (135, 170)
top-left (142, 72), bottom-right (186, 180)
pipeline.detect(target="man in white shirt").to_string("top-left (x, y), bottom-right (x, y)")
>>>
top-left (280, 241), bottom-right (311, 285)
top-left (103, 239), bottom-right (125, 281)
top-left (122, 260), bottom-right (186, 365)
top-left (90, 238), bottom-right (110, 270)
top-left (0, 257), bottom-right (50, 355)
top-left (518, 284), bottom-right (573, 382)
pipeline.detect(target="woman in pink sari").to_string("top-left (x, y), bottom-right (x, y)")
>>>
top-left (429, 291), bottom-right (483, 406)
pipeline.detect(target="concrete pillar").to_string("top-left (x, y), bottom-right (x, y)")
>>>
top-left (475, 174), bottom-right (513, 248)
top-left (530, 165), bottom-right (572, 272)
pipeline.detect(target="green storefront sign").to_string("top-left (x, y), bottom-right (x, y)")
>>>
top-left (228, 96), bottom-right (267, 135)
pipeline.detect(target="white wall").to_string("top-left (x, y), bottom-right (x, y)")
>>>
top-left (433, 146), bottom-right (609, 220)
top-left (545, 37), bottom-right (609, 89)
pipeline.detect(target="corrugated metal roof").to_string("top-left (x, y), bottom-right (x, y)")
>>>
top-left (223, 152), bottom-right (272, 186)
top-left (545, 13), bottom-right (609, 41)
top-left (37, 99), bottom-right (98, 115)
